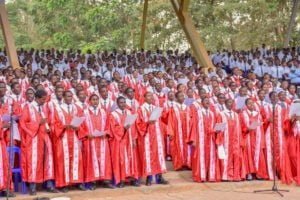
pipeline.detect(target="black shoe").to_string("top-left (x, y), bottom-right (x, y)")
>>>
top-left (103, 181), bottom-right (115, 189)
top-left (78, 184), bottom-right (87, 191)
top-left (90, 182), bottom-right (97, 191)
top-left (3, 191), bottom-right (15, 197)
top-left (60, 187), bottom-right (68, 193)
top-left (131, 179), bottom-right (140, 187)
top-left (146, 177), bottom-right (152, 186)
top-left (29, 189), bottom-right (37, 196)
top-left (116, 181), bottom-right (125, 188)
top-left (157, 175), bottom-right (169, 185)
top-left (47, 187), bottom-right (59, 193)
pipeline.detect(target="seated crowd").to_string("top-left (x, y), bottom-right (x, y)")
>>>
top-left (0, 46), bottom-right (300, 197)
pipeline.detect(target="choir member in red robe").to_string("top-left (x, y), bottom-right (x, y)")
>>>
top-left (136, 92), bottom-right (168, 186)
top-left (167, 91), bottom-right (192, 170)
top-left (217, 99), bottom-right (244, 181)
top-left (125, 87), bottom-right (140, 113)
top-left (264, 92), bottom-right (293, 184)
top-left (0, 82), bottom-right (14, 197)
top-left (286, 113), bottom-right (300, 185)
top-left (52, 91), bottom-right (88, 192)
top-left (189, 97), bottom-right (220, 182)
top-left (81, 94), bottom-right (114, 189)
top-left (239, 98), bottom-right (268, 180)
top-left (109, 96), bottom-right (140, 187)
top-left (19, 89), bottom-right (58, 195)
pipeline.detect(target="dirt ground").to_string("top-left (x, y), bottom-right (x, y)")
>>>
top-left (14, 169), bottom-right (300, 200)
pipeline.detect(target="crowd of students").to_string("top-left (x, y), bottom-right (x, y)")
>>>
top-left (0, 46), bottom-right (300, 197)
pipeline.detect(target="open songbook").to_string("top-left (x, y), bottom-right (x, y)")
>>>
top-left (70, 116), bottom-right (85, 127)
top-left (149, 107), bottom-right (163, 121)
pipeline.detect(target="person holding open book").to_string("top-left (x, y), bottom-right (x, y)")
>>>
top-left (239, 98), bottom-right (268, 180)
top-left (52, 90), bottom-right (87, 192)
top-left (81, 94), bottom-right (114, 190)
top-left (189, 97), bottom-right (220, 182)
top-left (136, 92), bottom-right (169, 186)
top-left (216, 98), bottom-right (244, 181)
top-left (109, 96), bottom-right (140, 187)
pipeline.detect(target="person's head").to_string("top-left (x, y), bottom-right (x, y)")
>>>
top-left (278, 91), bottom-right (286, 101)
top-left (35, 89), bottom-right (48, 106)
top-left (0, 81), bottom-right (6, 97)
top-left (202, 97), bottom-right (210, 109)
top-left (217, 93), bottom-right (226, 104)
top-left (281, 80), bottom-right (289, 90)
top-left (176, 91), bottom-right (185, 104)
top-left (225, 99), bottom-right (234, 110)
top-left (257, 89), bottom-right (266, 101)
top-left (25, 88), bottom-right (35, 102)
top-left (31, 78), bottom-right (40, 89)
top-left (269, 91), bottom-right (278, 104)
top-left (288, 84), bottom-right (297, 94)
top-left (89, 94), bottom-right (99, 107)
top-left (144, 92), bottom-right (154, 104)
top-left (239, 86), bottom-right (248, 96)
top-left (11, 82), bottom-right (21, 95)
top-left (198, 88), bottom-right (207, 99)
top-left (186, 88), bottom-right (194, 98)
top-left (98, 78), bottom-right (107, 88)
top-left (55, 86), bottom-right (64, 100)
top-left (98, 86), bottom-right (108, 98)
top-left (245, 98), bottom-right (254, 111)
top-left (155, 83), bottom-right (162, 92)
top-left (117, 96), bottom-right (126, 110)
top-left (77, 89), bottom-right (87, 103)
top-left (125, 87), bottom-right (135, 100)
top-left (168, 91), bottom-right (175, 101)
top-left (63, 90), bottom-right (73, 104)
top-left (229, 82), bottom-right (237, 91)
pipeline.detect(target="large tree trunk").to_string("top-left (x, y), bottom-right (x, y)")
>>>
top-left (284, 0), bottom-right (300, 48)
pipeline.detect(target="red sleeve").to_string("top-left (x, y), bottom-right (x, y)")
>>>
top-left (167, 110), bottom-right (175, 137)
top-left (19, 106), bottom-right (40, 138)
top-left (52, 110), bottom-right (65, 138)
top-left (135, 109), bottom-right (148, 137)
top-left (188, 106), bottom-right (197, 144)
top-left (108, 114), bottom-right (125, 141)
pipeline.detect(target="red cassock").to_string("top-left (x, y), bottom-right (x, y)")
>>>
top-left (52, 103), bottom-right (87, 188)
top-left (0, 107), bottom-right (11, 191)
top-left (136, 103), bottom-right (167, 177)
top-left (217, 110), bottom-right (244, 181)
top-left (83, 106), bottom-right (112, 182)
top-left (239, 109), bottom-right (268, 179)
top-left (286, 118), bottom-right (300, 185)
top-left (189, 102), bottom-right (220, 182)
top-left (264, 104), bottom-right (293, 184)
top-left (19, 102), bottom-right (54, 183)
top-left (167, 103), bottom-right (192, 170)
top-left (109, 109), bottom-right (140, 184)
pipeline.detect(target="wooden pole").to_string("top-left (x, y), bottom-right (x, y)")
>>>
top-left (170, 0), bottom-right (214, 72)
top-left (140, 0), bottom-right (149, 50)
top-left (0, 0), bottom-right (20, 69)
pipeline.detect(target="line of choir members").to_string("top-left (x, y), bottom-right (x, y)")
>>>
top-left (1, 82), bottom-right (300, 197)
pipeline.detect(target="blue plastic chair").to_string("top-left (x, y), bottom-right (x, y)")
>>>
top-left (7, 146), bottom-right (27, 194)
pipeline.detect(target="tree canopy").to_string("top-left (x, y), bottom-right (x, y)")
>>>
top-left (2, 0), bottom-right (300, 52)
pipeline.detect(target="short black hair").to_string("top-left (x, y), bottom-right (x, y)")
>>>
top-left (35, 89), bottom-right (47, 99)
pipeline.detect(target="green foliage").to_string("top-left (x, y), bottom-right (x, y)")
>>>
top-left (2, 0), bottom-right (300, 51)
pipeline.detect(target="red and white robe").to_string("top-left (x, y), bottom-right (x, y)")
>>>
top-left (83, 106), bottom-right (112, 182)
top-left (189, 103), bottom-right (220, 182)
top-left (52, 103), bottom-right (87, 188)
top-left (109, 109), bottom-right (140, 184)
top-left (19, 102), bottom-right (54, 183)
top-left (136, 103), bottom-right (167, 177)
